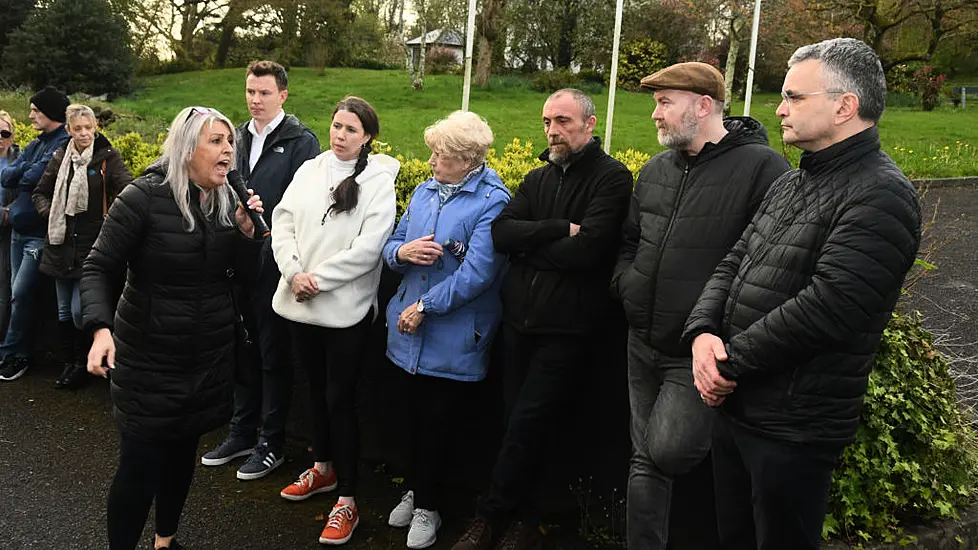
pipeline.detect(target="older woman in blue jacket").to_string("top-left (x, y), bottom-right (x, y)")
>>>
top-left (382, 110), bottom-right (509, 549)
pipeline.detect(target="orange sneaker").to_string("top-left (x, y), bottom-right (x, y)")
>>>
top-left (319, 502), bottom-right (359, 545)
top-left (280, 468), bottom-right (338, 501)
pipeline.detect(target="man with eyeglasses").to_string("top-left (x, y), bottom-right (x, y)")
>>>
top-left (200, 60), bottom-right (320, 481)
top-left (0, 86), bottom-right (70, 381)
top-left (684, 38), bottom-right (921, 549)
top-left (611, 62), bottom-right (788, 550)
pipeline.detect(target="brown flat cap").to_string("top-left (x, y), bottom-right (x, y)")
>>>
top-left (640, 62), bottom-right (725, 101)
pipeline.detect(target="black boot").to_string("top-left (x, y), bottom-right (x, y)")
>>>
top-left (54, 321), bottom-right (88, 390)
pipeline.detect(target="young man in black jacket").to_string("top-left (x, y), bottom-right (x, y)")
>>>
top-left (200, 60), bottom-right (320, 480)
top-left (685, 38), bottom-right (921, 550)
top-left (613, 62), bottom-right (789, 549)
top-left (451, 89), bottom-right (633, 550)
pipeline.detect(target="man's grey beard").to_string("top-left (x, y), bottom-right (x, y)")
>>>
top-left (658, 108), bottom-right (699, 151)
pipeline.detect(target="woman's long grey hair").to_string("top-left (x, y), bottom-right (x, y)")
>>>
top-left (162, 106), bottom-right (236, 232)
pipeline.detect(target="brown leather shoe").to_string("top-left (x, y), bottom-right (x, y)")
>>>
top-left (451, 516), bottom-right (495, 550)
top-left (493, 520), bottom-right (543, 550)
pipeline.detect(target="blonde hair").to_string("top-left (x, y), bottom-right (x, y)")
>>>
top-left (424, 111), bottom-right (494, 167)
top-left (0, 110), bottom-right (14, 136)
top-left (65, 104), bottom-right (97, 128)
top-left (161, 106), bottom-right (237, 232)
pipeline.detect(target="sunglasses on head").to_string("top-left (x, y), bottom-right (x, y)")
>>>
top-left (185, 106), bottom-right (217, 123)
top-left (0, 130), bottom-right (11, 139)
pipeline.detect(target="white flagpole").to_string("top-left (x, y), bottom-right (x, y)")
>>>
top-left (743, 0), bottom-right (762, 116)
top-left (604, 0), bottom-right (625, 152)
top-left (461, 0), bottom-right (478, 111)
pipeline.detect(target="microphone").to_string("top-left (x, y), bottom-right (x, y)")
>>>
top-left (227, 170), bottom-right (270, 239)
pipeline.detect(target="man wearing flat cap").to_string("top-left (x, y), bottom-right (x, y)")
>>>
top-left (611, 62), bottom-right (788, 548)
top-left (0, 85), bottom-right (70, 381)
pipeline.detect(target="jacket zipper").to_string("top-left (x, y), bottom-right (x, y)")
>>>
top-left (646, 162), bottom-right (690, 329)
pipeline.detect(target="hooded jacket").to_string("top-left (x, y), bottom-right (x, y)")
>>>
top-left (271, 150), bottom-right (400, 328)
top-left (612, 117), bottom-right (790, 356)
top-left (683, 127), bottom-right (921, 447)
top-left (80, 161), bottom-right (261, 441)
top-left (491, 137), bottom-right (633, 335)
top-left (33, 133), bottom-right (133, 279)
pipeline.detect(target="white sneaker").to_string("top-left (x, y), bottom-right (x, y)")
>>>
top-left (406, 508), bottom-right (441, 549)
top-left (388, 490), bottom-right (415, 527)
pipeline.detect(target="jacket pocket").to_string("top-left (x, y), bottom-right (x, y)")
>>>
top-left (10, 191), bottom-right (42, 232)
top-left (618, 266), bottom-right (651, 331)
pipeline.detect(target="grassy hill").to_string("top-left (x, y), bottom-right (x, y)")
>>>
top-left (2, 67), bottom-right (976, 177)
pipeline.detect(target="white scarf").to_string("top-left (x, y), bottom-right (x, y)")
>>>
top-left (48, 139), bottom-right (94, 245)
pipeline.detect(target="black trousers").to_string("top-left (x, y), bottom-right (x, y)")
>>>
top-left (712, 412), bottom-right (841, 550)
top-left (290, 311), bottom-right (372, 496)
top-left (106, 435), bottom-right (200, 550)
top-left (478, 324), bottom-right (587, 526)
top-left (397, 366), bottom-right (470, 512)
top-left (230, 258), bottom-right (294, 449)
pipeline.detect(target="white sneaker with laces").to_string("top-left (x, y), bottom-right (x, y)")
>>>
top-left (406, 508), bottom-right (441, 549)
top-left (388, 490), bottom-right (415, 527)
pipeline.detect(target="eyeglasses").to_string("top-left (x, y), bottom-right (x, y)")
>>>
top-left (0, 130), bottom-right (11, 139)
top-left (780, 90), bottom-right (846, 105)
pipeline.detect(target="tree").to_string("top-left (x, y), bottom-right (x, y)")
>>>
top-left (3, 0), bottom-right (135, 96)
top-left (809, 0), bottom-right (978, 70)
top-left (474, 0), bottom-right (505, 86)
top-left (0, 0), bottom-right (36, 74)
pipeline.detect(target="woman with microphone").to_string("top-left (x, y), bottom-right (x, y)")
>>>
top-left (82, 106), bottom-right (264, 550)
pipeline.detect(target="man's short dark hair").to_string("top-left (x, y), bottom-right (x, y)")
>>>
top-left (246, 60), bottom-right (288, 91)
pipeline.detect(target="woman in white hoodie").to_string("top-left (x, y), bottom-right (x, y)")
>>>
top-left (270, 96), bottom-right (399, 546)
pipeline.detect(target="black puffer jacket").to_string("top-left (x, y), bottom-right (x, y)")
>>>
top-left (683, 127), bottom-right (921, 447)
top-left (80, 162), bottom-right (260, 441)
top-left (33, 134), bottom-right (133, 279)
top-left (492, 137), bottom-right (633, 334)
top-left (613, 117), bottom-right (789, 356)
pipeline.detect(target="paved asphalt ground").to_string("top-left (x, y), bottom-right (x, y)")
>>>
top-left (2, 184), bottom-right (976, 550)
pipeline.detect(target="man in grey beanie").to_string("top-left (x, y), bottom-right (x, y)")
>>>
top-left (0, 85), bottom-right (70, 381)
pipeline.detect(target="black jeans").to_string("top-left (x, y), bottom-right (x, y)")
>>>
top-left (398, 366), bottom-right (471, 512)
top-left (107, 435), bottom-right (200, 550)
top-left (626, 330), bottom-right (715, 549)
top-left (230, 260), bottom-right (294, 449)
top-left (478, 324), bottom-right (587, 526)
top-left (290, 311), bottom-right (372, 497)
top-left (712, 413), bottom-right (841, 550)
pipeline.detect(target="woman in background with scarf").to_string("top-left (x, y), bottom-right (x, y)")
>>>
top-left (33, 104), bottom-right (132, 389)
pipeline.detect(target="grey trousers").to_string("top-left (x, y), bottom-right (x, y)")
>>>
top-left (626, 329), bottom-right (715, 550)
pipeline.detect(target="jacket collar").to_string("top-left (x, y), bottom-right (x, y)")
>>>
top-left (40, 124), bottom-right (68, 142)
top-left (424, 163), bottom-right (492, 194)
top-left (798, 126), bottom-right (880, 176)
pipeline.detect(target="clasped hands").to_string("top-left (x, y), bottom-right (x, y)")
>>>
top-left (691, 333), bottom-right (737, 407)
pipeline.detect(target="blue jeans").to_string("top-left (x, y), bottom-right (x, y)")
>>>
top-left (0, 232), bottom-right (45, 359)
top-left (55, 277), bottom-right (82, 328)
top-left (626, 329), bottom-right (716, 550)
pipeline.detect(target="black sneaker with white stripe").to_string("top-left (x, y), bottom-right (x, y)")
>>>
top-left (236, 441), bottom-right (284, 480)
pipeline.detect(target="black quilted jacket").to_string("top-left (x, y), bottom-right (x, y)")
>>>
top-left (81, 162), bottom-right (260, 441)
top-left (612, 117), bottom-right (790, 356)
top-left (683, 127), bottom-right (921, 447)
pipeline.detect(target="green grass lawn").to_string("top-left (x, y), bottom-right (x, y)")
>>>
top-left (2, 67), bottom-right (977, 177)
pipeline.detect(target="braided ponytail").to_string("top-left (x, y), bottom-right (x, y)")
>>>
top-left (328, 142), bottom-right (370, 216)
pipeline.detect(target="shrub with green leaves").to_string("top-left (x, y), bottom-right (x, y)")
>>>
top-left (825, 311), bottom-right (977, 544)
top-left (616, 39), bottom-right (669, 91)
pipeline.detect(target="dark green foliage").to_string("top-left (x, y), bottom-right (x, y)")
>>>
top-left (530, 68), bottom-right (581, 93)
top-left (0, 0), bottom-right (36, 73)
top-left (615, 39), bottom-right (669, 91)
top-left (2, 0), bottom-right (134, 96)
top-left (825, 311), bottom-right (977, 544)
